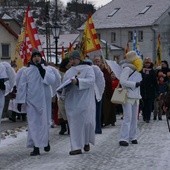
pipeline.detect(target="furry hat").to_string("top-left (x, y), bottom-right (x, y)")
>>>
top-left (69, 50), bottom-right (81, 59)
top-left (126, 51), bottom-right (139, 62)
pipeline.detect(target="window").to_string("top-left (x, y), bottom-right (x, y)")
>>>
top-left (108, 8), bottom-right (120, 17)
top-left (138, 31), bottom-right (143, 42)
top-left (128, 31), bottom-right (133, 42)
top-left (111, 32), bottom-right (116, 43)
top-left (139, 5), bottom-right (152, 14)
top-left (1, 44), bottom-right (10, 59)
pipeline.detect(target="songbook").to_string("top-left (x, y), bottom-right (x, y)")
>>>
top-left (56, 76), bottom-right (75, 92)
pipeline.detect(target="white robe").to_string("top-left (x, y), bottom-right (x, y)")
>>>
top-left (92, 65), bottom-right (105, 102)
top-left (16, 64), bottom-right (56, 148)
top-left (8, 67), bottom-right (27, 113)
top-left (0, 62), bottom-right (15, 141)
top-left (0, 63), bottom-right (8, 122)
top-left (63, 64), bottom-right (96, 151)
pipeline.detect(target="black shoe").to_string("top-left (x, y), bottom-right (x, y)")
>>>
top-left (69, 149), bottom-right (82, 155)
top-left (146, 120), bottom-right (150, 123)
top-left (30, 147), bottom-right (40, 156)
top-left (9, 111), bottom-right (16, 122)
top-left (111, 122), bottom-right (115, 126)
top-left (95, 131), bottom-right (102, 134)
top-left (9, 117), bottom-right (16, 122)
top-left (22, 114), bottom-right (27, 121)
top-left (119, 141), bottom-right (129, 146)
top-left (158, 117), bottom-right (162, 120)
top-left (84, 144), bottom-right (90, 152)
top-left (131, 140), bottom-right (138, 144)
top-left (59, 123), bottom-right (67, 135)
top-left (44, 142), bottom-right (50, 152)
top-left (153, 117), bottom-right (156, 120)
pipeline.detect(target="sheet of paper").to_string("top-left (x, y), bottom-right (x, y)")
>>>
top-left (56, 76), bottom-right (75, 92)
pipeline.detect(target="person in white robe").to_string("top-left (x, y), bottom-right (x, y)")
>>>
top-left (47, 63), bottom-right (61, 127)
top-left (15, 49), bottom-right (56, 156)
top-left (83, 59), bottom-right (105, 134)
top-left (0, 62), bottom-right (15, 141)
top-left (62, 50), bottom-right (96, 155)
top-left (8, 67), bottom-right (27, 122)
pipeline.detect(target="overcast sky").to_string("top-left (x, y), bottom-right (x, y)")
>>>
top-left (61, 0), bottom-right (112, 8)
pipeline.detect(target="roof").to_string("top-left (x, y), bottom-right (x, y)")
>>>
top-left (100, 39), bottom-right (123, 50)
top-left (1, 13), bottom-right (21, 27)
top-left (84, 0), bottom-right (170, 29)
top-left (0, 18), bottom-right (18, 38)
top-left (40, 33), bottom-right (80, 52)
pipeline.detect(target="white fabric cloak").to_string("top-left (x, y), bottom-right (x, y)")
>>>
top-left (63, 64), bottom-right (96, 151)
top-left (16, 64), bottom-right (56, 148)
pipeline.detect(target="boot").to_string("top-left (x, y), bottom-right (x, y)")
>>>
top-left (9, 111), bottom-right (16, 122)
top-left (59, 122), bottom-right (67, 135)
top-left (69, 149), bottom-right (82, 155)
top-left (66, 122), bottom-right (70, 135)
top-left (44, 142), bottom-right (50, 152)
top-left (21, 114), bottom-right (27, 121)
top-left (30, 146), bottom-right (40, 156)
top-left (84, 144), bottom-right (90, 152)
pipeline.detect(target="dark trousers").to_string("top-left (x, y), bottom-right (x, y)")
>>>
top-left (142, 99), bottom-right (153, 121)
top-left (95, 100), bottom-right (102, 134)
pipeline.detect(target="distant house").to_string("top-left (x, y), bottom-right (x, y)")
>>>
top-left (79, 0), bottom-right (170, 63)
top-left (40, 33), bottom-right (80, 63)
top-left (0, 18), bottom-right (18, 62)
top-left (2, 13), bottom-right (21, 34)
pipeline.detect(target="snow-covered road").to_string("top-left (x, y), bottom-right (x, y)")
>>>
top-left (1, 115), bottom-right (170, 170)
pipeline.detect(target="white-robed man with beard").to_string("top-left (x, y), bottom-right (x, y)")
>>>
top-left (61, 50), bottom-right (96, 155)
top-left (16, 49), bottom-right (57, 156)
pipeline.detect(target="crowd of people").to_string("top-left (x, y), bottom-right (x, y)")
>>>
top-left (0, 49), bottom-right (170, 156)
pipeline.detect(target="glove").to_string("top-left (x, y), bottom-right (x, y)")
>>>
top-left (17, 104), bottom-right (22, 112)
top-left (135, 82), bottom-right (141, 88)
top-left (0, 80), bottom-right (6, 91)
top-left (36, 63), bottom-right (46, 79)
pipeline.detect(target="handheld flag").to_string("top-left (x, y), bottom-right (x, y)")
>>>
top-left (133, 30), bottom-right (142, 57)
top-left (125, 41), bottom-right (130, 54)
top-left (80, 15), bottom-right (101, 59)
top-left (16, 6), bottom-right (44, 66)
top-left (156, 34), bottom-right (162, 66)
top-left (61, 46), bottom-right (65, 60)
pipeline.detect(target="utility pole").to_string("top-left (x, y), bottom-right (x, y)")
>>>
top-left (45, 0), bottom-right (51, 62)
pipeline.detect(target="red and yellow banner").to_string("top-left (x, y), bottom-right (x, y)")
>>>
top-left (14, 6), bottom-right (44, 69)
top-left (80, 15), bottom-right (101, 58)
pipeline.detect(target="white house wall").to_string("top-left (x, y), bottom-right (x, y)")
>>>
top-left (158, 14), bottom-right (170, 64)
top-left (97, 27), bottom-right (155, 61)
top-left (0, 25), bottom-right (17, 62)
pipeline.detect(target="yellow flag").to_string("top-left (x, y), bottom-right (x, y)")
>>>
top-left (156, 34), bottom-right (162, 66)
top-left (80, 15), bottom-right (101, 59)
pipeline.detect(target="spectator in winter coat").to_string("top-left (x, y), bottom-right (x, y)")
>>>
top-left (140, 58), bottom-right (158, 123)
top-left (154, 76), bottom-right (168, 120)
top-left (119, 51), bottom-right (143, 147)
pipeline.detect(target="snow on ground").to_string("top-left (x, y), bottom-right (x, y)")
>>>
top-left (1, 115), bottom-right (170, 170)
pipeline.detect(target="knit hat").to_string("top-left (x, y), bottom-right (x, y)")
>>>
top-left (31, 48), bottom-right (42, 58)
top-left (126, 51), bottom-right (139, 62)
top-left (69, 50), bottom-right (81, 59)
top-left (144, 57), bottom-right (152, 63)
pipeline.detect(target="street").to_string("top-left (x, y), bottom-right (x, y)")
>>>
top-left (0, 115), bottom-right (170, 170)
